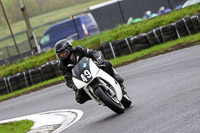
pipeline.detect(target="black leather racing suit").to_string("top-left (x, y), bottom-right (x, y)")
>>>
top-left (58, 46), bottom-right (114, 103)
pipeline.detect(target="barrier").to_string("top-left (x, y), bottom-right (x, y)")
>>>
top-left (40, 63), bottom-right (56, 80)
top-left (29, 68), bottom-right (45, 85)
top-left (191, 13), bottom-right (200, 33)
top-left (101, 38), bottom-right (133, 60)
top-left (161, 23), bottom-right (178, 42)
top-left (17, 73), bottom-right (28, 89)
top-left (24, 71), bottom-right (33, 87)
top-left (49, 60), bottom-right (62, 77)
top-left (130, 33), bottom-right (150, 51)
top-left (147, 28), bottom-right (162, 46)
top-left (183, 16), bottom-right (196, 35)
top-left (7, 75), bottom-right (20, 92)
top-left (175, 18), bottom-right (189, 38)
top-left (0, 78), bottom-right (10, 95)
top-left (102, 41), bottom-right (118, 59)
top-left (118, 38), bottom-right (133, 56)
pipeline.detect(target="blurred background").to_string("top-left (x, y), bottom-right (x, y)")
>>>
top-left (0, 0), bottom-right (192, 66)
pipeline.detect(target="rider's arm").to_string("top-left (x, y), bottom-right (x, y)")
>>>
top-left (75, 46), bottom-right (102, 60)
top-left (58, 61), bottom-right (75, 89)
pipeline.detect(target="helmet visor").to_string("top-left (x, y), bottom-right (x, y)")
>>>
top-left (57, 49), bottom-right (70, 59)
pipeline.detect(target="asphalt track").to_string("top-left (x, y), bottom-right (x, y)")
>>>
top-left (0, 45), bottom-right (200, 133)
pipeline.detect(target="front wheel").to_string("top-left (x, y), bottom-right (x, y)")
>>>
top-left (94, 87), bottom-right (124, 114)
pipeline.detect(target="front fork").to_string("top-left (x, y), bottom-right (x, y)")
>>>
top-left (90, 78), bottom-right (116, 97)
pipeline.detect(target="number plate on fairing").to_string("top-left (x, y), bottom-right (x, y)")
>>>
top-left (72, 57), bottom-right (93, 83)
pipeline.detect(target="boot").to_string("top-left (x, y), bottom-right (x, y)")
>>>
top-left (118, 82), bottom-right (127, 95)
top-left (112, 68), bottom-right (124, 83)
top-left (112, 69), bottom-right (127, 95)
top-left (113, 73), bottom-right (124, 84)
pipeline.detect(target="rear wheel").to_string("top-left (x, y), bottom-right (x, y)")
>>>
top-left (94, 87), bottom-right (124, 114)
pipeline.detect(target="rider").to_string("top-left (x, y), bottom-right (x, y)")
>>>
top-left (55, 39), bottom-right (126, 104)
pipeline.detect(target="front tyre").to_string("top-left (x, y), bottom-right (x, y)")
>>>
top-left (94, 87), bottom-right (124, 114)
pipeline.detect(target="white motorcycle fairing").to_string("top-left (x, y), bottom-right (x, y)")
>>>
top-left (72, 57), bottom-right (123, 102)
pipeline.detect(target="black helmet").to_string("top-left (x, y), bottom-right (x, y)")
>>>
top-left (55, 39), bottom-right (72, 61)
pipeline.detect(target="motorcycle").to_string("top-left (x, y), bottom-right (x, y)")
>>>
top-left (72, 57), bottom-right (132, 114)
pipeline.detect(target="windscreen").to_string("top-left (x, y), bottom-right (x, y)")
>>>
top-left (72, 57), bottom-right (93, 83)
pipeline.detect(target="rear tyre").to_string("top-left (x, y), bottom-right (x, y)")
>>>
top-left (121, 94), bottom-right (132, 108)
top-left (94, 87), bottom-right (124, 114)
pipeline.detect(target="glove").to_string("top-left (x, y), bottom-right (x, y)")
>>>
top-left (72, 84), bottom-right (78, 92)
top-left (96, 58), bottom-right (104, 65)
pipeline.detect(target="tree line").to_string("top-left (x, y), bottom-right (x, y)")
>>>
top-left (0, 0), bottom-right (94, 26)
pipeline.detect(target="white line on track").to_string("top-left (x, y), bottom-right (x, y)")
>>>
top-left (0, 109), bottom-right (83, 133)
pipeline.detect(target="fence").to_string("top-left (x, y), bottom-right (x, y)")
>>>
top-left (0, 13), bottom-right (83, 66)
top-left (89, 0), bottom-right (187, 31)
top-left (0, 31), bottom-right (33, 65)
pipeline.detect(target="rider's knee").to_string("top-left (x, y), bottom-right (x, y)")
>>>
top-left (104, 60), bottom-right (112, 67)
top-left (76, 98), bottom-right (85, 104)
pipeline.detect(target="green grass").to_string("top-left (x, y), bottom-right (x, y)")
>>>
top-left (1, 32), bottom-right (200, 102)
top-left (0, 120), bottom-right (34, 133)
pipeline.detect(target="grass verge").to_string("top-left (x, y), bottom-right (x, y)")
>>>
top-left (0, 120), bottom-right (34, 133)
top-left (0, 32), bottom-right (200, 103)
